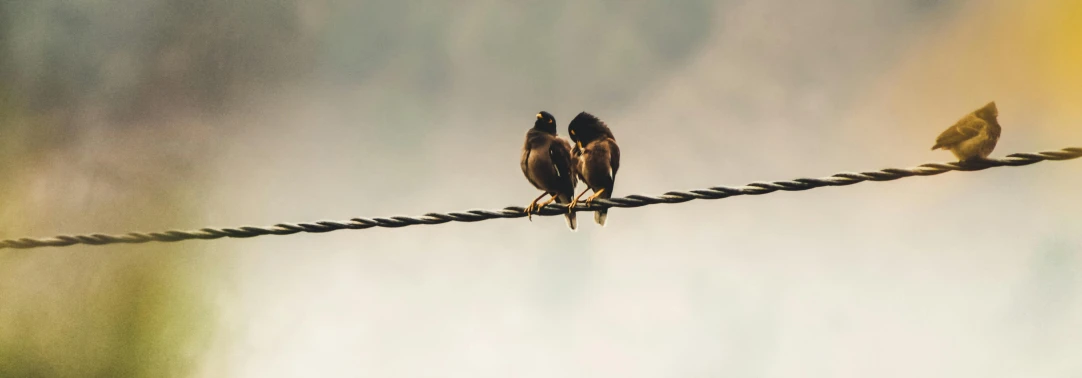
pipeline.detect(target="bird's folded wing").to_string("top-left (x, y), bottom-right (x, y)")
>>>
top-left (935, 118), bottom-right (983, 147)
top-left (608, 139), bottom-right (620, 178)
top-left (549, 140), bottom-right (574, 180)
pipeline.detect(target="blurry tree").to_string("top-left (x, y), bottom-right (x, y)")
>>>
top-left (0, 0), bottom-right (313, 376)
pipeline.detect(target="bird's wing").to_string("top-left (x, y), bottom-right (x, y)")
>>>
top-left (580, 141), bottom-right (615, 189)
top-left (933, 116), bottom-right (985, 149)
top-left (549, 139), bottom-right (574, 182)
top-left (607, 138), bottom-right (620, 179)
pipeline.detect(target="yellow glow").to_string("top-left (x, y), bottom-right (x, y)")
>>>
top-left (1033, 1), bottom-right (1082, 111)
top-left (856, 0), bottom-right (1082, 142)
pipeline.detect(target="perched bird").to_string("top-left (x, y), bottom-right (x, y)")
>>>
top-left (567, 111), bottom-right (620, 226)
top-left (521, 111), bottom-right (578, 231)
top-left (931, 101), bottom-right (1002, 162)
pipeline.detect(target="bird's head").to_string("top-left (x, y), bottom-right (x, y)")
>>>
top-left (534, 111), bottom-right (557, 134)
top-left (975, 101), bottom-right (998, 120)
top-left (567, 111), bottom-right (614, 150)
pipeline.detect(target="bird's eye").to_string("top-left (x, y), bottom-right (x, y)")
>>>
top-left (548, 119), bottom-right (553, 124)
top-left (570, 130), bottom-right (575, 135)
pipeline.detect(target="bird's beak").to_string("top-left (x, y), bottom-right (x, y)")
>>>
top-left (536, 113), bottom-right (543, 120)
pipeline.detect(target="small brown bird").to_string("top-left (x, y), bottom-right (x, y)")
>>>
top-left (567, 111), bottom-right (620, 226)
top-left (521, 111), bottom-right (578, 231)
top-left (931, 101), bottom-right (1002, 162)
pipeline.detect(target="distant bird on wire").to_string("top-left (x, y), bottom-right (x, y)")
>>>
top-left (568, 111), bottom-right (621, 227)
top-left (520, 111), bottom-right (579, 231)
top-left (932, 101), bottom-right (1002, 163)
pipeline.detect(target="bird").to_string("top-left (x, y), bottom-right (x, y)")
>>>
top-left (931, 101), bottom-right (1002, 163)
top-left (567, 111), bottom-right (620, 226)
top-left (521, 111), bottom-right (578, 231)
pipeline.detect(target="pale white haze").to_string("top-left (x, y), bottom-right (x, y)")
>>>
top-left (0, 1), bottom-right (1080, 377)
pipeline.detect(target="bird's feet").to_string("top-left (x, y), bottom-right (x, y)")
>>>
top-left (583, 188), bottom-right (606, 208)
top-left (536, 195), bottom-right (558, 215)
top-left (524, 200), bottom-right (538, 221)
top-left (570, 188), bottom-right (591, 210)
top-left (956, 157), bottom-right (992, 171)
top-left (525, 193), bottom-right (553, 221)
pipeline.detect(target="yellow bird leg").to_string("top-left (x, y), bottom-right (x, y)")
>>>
top-left (525, 192), bottom-right (550, 221)
top-left (537, 194), bottom-right (559, 210)
top-left (569, 188), bottom-right (591, 213)
top-left (583, 188), bottom-right (606, 208)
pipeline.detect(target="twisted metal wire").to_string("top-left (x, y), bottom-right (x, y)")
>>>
top-left (1, 147), bottom-right (1079, 250)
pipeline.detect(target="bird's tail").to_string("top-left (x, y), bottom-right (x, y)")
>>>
top-left (593, 189), bottom-right (613, 227)
top-left (558, 194), bottom-right (577, 231)
top-left (594, 210), bottom-right (607, 227)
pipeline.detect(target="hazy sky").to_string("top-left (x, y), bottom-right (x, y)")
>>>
top-left (2, 1), bottom-right (1081, 377)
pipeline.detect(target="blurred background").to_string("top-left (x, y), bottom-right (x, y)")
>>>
top-left (1, 0), bottom-right (1080, 377)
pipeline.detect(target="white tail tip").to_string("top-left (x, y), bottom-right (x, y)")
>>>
top-left (565, 213), bottom-right (578, 231)
top-left (594, 211), bottom-right (607, 227)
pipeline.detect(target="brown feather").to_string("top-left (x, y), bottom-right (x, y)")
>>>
top-left (521, 121), bottom-right (578, 230)
top-left (930, 102), bottom-right (1003, 161)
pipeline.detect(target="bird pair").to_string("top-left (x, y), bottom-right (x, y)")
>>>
top-left (932, 101), bottom-right (1003, 163)
top-left (520, 111), bottom-right (621, 231)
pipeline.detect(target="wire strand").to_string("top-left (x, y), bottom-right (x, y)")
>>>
top-left (1, 147), bottom-right (1079, 250)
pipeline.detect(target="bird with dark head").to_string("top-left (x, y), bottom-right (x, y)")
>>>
top-left (931, 101), bottom-right (1002, 163)
top-left (567, 111), bottom-right (620, 226)
top-left (520, 111), bottom-right (578, 231)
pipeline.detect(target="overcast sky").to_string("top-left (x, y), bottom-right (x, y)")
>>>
top-left (2, 1), bottom-right (1081, 377)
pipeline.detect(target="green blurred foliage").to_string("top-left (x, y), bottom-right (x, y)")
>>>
top-left (0, 254), bottom-right (216, 378)
top-left (0, 0), bottom-right (273, 376)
